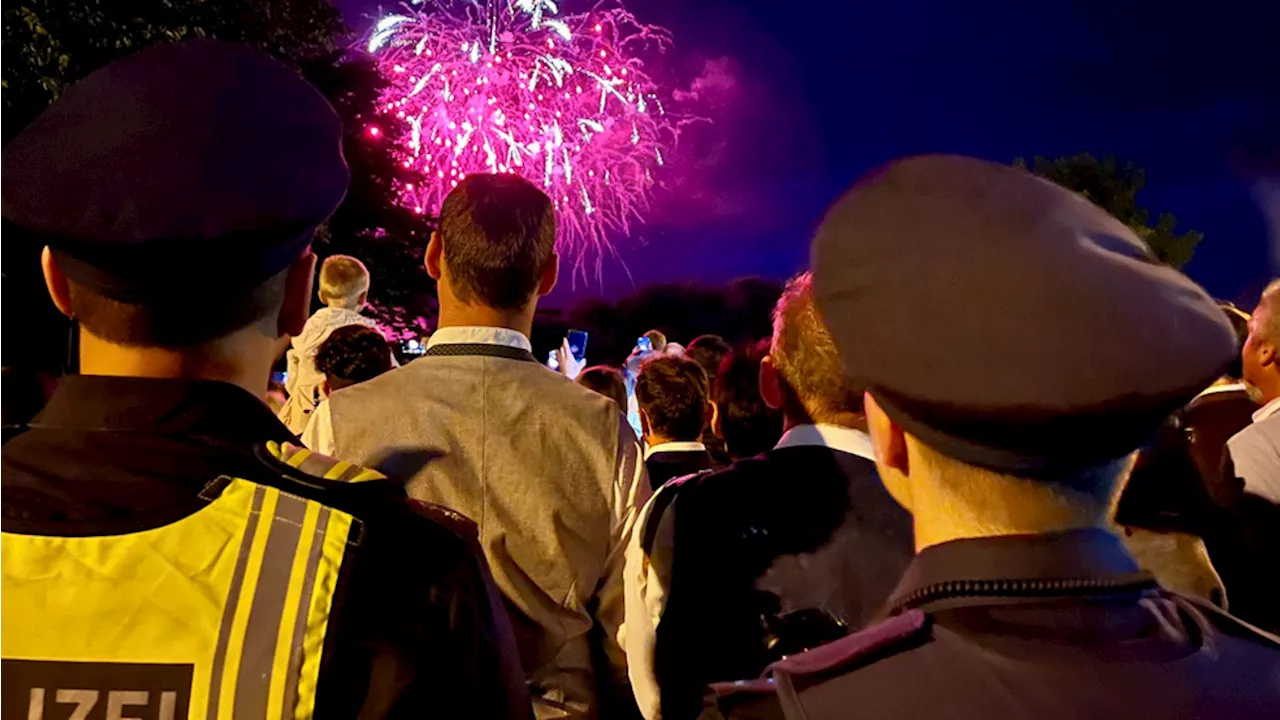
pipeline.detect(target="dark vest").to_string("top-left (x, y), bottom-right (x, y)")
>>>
top-left (654, 445), bottom-right (913, 720)
top-left (646, 449), bottom-right (719, 491)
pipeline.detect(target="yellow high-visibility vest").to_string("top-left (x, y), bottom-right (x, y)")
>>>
top-left (1, 442), bottom-right (379, 720)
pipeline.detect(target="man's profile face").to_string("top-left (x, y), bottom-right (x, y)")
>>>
top-left (1242, 304), bottom-right (1273, 392)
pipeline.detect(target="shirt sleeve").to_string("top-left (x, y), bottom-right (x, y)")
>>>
top-left (301, 399), bottom-right (336, 456)
top-left (626, 483), bottom-right (679, 719)
top-left (596, 417), bottom-right (653, 694)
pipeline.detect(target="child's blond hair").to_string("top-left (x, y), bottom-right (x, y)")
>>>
top-left (318, 255), bottom-right (370, 309)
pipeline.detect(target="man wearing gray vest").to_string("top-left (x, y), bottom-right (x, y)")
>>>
top-left (307, 173), bottom-right (650, 719)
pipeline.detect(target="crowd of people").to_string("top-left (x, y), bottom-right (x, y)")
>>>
top-left (2, 39), bottom-right (1279, 720)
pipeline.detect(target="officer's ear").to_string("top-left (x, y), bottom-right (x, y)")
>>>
top-left (41, 247), bottom-right (74, 319)
top-left (1260, 340), bottom-right (1277, 369)
top-left (866, 392), bottom-right (909, 475)
top-left (280, 252), bottom-right (317, 338)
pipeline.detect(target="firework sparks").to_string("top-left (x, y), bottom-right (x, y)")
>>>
top-left (366, 0), bottom-right (690, 279)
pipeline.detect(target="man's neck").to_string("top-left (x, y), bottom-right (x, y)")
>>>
top-left (645, 433), bottom-right (681, 449)
top-left (782, 411), bottom-right (867, 434)
top-left (907, 469), bottom-right (1115, 553)
top-left (77, 330), bottom-right (274, 399)
top-left (436, 304), bottom-right (534, 339)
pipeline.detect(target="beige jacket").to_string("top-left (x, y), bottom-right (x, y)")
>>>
top-left (320, 327), bottom-right (650, 719)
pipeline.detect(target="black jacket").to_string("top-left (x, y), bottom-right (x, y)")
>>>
top-left (705, 530), bottom-right (1280, 720)
top-left (1, 376), bottom-right (530, 720)
top-left (650, 443), bottom-right (913, 720)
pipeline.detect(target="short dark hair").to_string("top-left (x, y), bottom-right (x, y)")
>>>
top-left (439, 173), bottom-right (556, 311)
top-left (714, 340), bottom-right (782, 458)
top-left (578, 365), bottom-right (627, 411)
top-left (68, 271), bottom-right (287, 348)
top-left (315, 325), bottom-right (393, 392)
top-left (635, 354), bottom-right (710, 442)
top-left (686, 334), bottom-right (732, 386)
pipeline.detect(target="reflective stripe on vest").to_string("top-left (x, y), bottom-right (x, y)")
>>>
top-left (1, 478), bottom-right (354, 720)
top-left (271, 441), bottom-right (384, 484)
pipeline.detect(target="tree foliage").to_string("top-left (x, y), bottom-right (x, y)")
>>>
top-left (1014, 153), bottom-right (1203, 269)
top-left (3, 1), bottom-right (436, 366)
top-left (3, 1), bottom-right (344, 143)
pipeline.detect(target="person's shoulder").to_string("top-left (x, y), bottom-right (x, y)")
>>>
top-left (705, 610), bottom-right (933, 717)
top-left (1223, 415), bottom-right (1264, 443)
top-left (523, 367), bottom-right (629, 427)
top-left (674, 450), bottom-right (790, 500)
top-left (1169, 592), bottom-right (1280, 650)
top-left (250, 441), bottom-right (478, 554)
top-left (642, 458), bottom-right (771, 538)
top-left (327, 361), bottom-right (420, 407)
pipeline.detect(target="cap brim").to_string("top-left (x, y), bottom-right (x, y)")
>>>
top-left (868, 385), bottom-right (1204, 478)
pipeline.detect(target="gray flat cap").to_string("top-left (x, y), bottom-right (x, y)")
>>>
top-left (812, 154), bottom-right (1234, 475)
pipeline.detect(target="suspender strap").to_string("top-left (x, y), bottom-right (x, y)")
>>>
top-left (422, 343), bottom-right (538, 363)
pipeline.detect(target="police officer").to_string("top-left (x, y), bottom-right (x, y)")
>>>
top-left (0, 40), bottom-right (529, 719)
top-left (703, 155), bottom-right (1280, 719)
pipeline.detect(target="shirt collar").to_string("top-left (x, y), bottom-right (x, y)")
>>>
top-left (30, 375), bottom-right (293, 445)
top-left (774, 423), bottom-right (876, 461)
top-left (885, 529), bottom-right (1143, 613)
top-left (426, 326), bottom-right (532, 353)
top-left (644, 440), bottom-right (706, 460)
top-left (1253, 396), bottom-right (1280, 423)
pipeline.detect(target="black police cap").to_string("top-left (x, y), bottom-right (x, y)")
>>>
top-left (812, 155), bottom-right (1235, 476)
top-left (2, 40), bottom-right (349, 302)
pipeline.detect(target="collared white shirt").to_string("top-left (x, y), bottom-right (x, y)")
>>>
top-left (1229, 394), bottom-right (1280, 503)
top-left (1252, 396), bottom-right (1280, 424)
top-left (773, 423), bottom-right (876, 461)
top-left (303, 325), bottom-right (533, 456)
top-left (624, 423), bottom-right (875, 719)
top-left (426, 325), bottom-right (533, 352)
top-left (643, 440), bottom-right (706, 461)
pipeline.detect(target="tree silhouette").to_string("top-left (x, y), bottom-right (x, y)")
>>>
top-left (1014, 153), bottom-right (1203, 269)
top-left (2, 2), bottom-right (435, 366)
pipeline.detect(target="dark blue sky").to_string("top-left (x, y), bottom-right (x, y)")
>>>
top-left (341, 0), bottom-right (1280, 306)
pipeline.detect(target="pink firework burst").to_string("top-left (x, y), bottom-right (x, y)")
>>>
top-left (366, 0), bottom-right (692, 279)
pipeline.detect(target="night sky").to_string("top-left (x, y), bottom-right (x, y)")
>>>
top-left (340, 0), bottom-right (1280, 306)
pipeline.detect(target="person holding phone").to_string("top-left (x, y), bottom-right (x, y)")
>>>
top-left (553, 329), bottom-right (589, 379)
